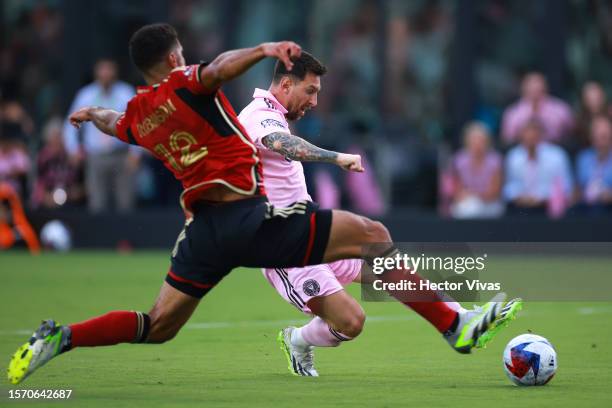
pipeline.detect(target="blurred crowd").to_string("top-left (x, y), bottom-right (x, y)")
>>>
top-left (441, 73), bottom-right (612, 218)
top-left (2, 0), bottom-right (612, 219)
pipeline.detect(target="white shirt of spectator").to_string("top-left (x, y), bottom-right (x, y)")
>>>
top-left (504, 142), bottom-right (573, 202)
top-left (63, 81), bottom-right (135, 156)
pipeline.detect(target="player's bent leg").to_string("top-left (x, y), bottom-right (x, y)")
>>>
top-left (278, 291), bottom-right (365, 377)
top-left (322, 210), bottom-right (391, 263)
top-left (321, 209), bottom-right (522, 353)
top-left (307, 290), bottom-right (365, 339)
top-left (147, 282), bottom-right (200, 343)
top-left (322, 211), bottom-right (459, 335)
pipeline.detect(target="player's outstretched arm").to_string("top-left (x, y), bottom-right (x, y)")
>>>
top-left (199, 42), bottom-right (302, 92)
top-left (262, 131), bottom-right (364, 172)
top-left (69, 106), bottom-right (122, 136)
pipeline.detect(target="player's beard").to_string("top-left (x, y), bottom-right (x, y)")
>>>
top-left (285, 111), bottom-right (300, 121)
top-left (286, 105), bottom-right (309, 121)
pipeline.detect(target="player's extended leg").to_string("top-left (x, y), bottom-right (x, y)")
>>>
top-left (322, 209), bottom-right (522, 353)
top-left (7, 282), bottom-right (200, 384)
top-left (279, 290), bottom-right (365, 377)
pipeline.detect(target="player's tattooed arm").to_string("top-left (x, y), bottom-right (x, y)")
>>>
top-left (69, 106), bottom-right (122, 136)
top-left (262, 132), bottom-right (337, 162)
top-left (262, 132), bottom-right (364, 172)
top-left (200, 42), bottom-right (301, 92)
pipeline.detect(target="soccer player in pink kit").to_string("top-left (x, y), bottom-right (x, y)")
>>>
top-left (238, 53), bottom-right (366, 377)
top-left (238, 52), bottom-right (522, 377)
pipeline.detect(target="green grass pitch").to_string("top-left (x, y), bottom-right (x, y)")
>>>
top-left (1, 251), bottom-right (611, 407)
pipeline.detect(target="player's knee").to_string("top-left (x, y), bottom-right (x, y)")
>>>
top-left (363, 217), bottom-right (391, 243)
top-left (337, 308), bottom-right (366, 338)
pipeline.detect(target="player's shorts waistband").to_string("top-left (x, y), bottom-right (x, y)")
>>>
top-left (191, 195), bottom-right (268, 213)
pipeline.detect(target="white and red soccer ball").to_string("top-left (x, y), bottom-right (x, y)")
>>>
top-left (503, 334), bottom-right (557, 386)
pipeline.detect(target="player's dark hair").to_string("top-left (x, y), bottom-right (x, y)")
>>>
top-left (272, 51), bottom-right (327, 83)
top-left (129, 23), bottom-right (179, 73)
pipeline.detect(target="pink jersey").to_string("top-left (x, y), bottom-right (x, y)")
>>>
top-left (238, 88), bottom-right (311, 207)
top-left (239, 89), bottom-right (363, 311)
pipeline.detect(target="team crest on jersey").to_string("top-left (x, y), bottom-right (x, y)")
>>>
top-left (303, 279), bottom-right (320, 296)
top-left (184, 66), bottom-right (194, 77)
top-left (260, 119), bottom-right (285, 129)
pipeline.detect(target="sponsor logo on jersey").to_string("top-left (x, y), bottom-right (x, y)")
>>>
top-left (260, 119), bottom-right (286, 129)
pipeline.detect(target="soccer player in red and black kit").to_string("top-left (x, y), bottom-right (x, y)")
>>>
top-left (8, 23), bottom-right (521, 384)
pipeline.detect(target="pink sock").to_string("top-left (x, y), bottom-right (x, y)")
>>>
top-left (294, 317), bottom-right (352, 347)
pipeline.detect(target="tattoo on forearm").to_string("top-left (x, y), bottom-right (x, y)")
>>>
top-left (90, 107), bottom-right (121, 136)
top-left (262, 132), bottom-right (338, 163)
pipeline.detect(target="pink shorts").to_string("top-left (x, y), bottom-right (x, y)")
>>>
top-left (262, 259), bottom-right (362, 314)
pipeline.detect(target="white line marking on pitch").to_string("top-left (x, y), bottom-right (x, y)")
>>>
top-left (1, 307), bottom-right (610, 336)
top-left (184, 315), bottom-right (416, 330)
top-left (0, 315), bottom-right (415, 336)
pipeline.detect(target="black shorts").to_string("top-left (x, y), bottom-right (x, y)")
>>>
top-left (167, 196), bottom-right (333, 298)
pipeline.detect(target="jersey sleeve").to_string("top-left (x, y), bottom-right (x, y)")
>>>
top-left (242, 108), bottom-right (290, 147)
top-left (180, 63), bottom-right (217, 95)
top-left (114, 100), bottom-right (138, 145)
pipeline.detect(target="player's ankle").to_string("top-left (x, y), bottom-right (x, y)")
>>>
top-left (290, 327), bottom-right (310, 349)
top-left (444, 313), bottom-right (460, 335)
top-left (59, 326), bottom-right (72, 354)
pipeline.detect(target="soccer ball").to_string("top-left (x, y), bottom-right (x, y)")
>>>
top-left (503, 334), bottom-right (557, 386)
top-left (40, 220), bottom-right (72, 252)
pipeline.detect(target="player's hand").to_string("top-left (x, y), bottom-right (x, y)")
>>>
top-left (261, 41), bottom-right (302, 71)
top-left (69, 107), bottom-right (94, 129)
top-left (337, 153), bottom-right (364, 172)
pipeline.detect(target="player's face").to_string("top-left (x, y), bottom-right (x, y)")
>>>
top-left (285, 72), bottom-right (321, 121)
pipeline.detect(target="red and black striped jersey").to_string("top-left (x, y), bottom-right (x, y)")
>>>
top-left (115, 64), bottom-right (265, 216)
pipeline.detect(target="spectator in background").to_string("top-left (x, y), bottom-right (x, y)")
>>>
top-left (450, 122), bottom-right (504, 219)
top-left (0, 101), bottom-right (32, 198)
top-left (0, 182), bottom-right (40, 254)
top-left (32, 117), bottom-right (83, 209)
top-left (501, 72), bottom-right (574, 145)
top-left (63, 58), bottom-right (137, 213)
top-left (576, 116), bottom-right (612, 213)
top-left (1, 100), bottom-right (35, 145)
top-left (321, 1), bottom-right (380, 126)
top-left (504, 120), bottom-right (573, 216)
top-left (575, 81), bottom-right (610, 149)
top-left (0, 136), bottom-right (30, 199)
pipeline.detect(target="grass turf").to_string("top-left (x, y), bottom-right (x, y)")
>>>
top-left (0, 251), bottom-right (611, 407)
